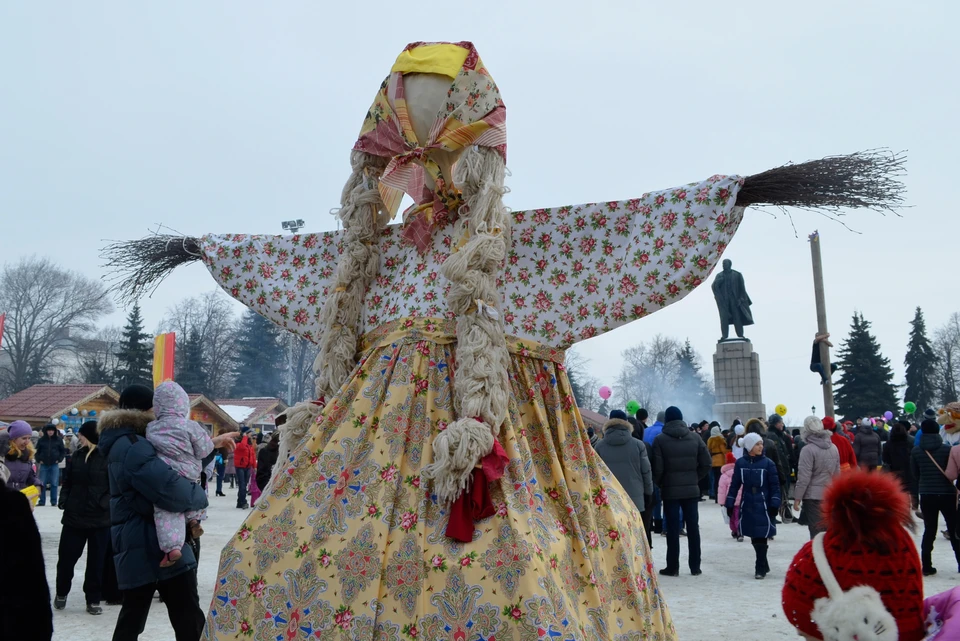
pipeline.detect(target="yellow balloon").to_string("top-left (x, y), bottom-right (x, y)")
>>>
top-left (775, 404), bottom-right (788, 417)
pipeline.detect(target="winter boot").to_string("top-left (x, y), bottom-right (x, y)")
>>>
top-left (752, 540), bottom-right (769, 579)
top-left (160, 549), bottom-right (182, 568)
top-left (54, 595), bottom-right (67, 610)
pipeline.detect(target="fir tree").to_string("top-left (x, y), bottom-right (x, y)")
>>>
top-left (115, 304), bottom-right (153, 388)
top-left (834, 312), bottom-right (899, 419)
top-left (177, 327), bottom-right (208, 396)
top-left (231, 309), bottom-right (287, 398)
top-left (903, 307), bottom-right (937, 413)
top-left (674, 339), bottom-right (715, 421)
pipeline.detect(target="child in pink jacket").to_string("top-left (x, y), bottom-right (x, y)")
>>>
top-left (717, 452), bottom-right (744, 541)
top-left (925, 586), bottom-right (960, 639)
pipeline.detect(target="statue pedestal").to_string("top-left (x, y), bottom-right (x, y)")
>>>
top-left (712, 340), bottom-right (766, 429)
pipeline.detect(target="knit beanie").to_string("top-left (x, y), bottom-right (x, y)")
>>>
top-left (801, 416), bottom-right (823, 440)
top-left (821, 416), bottom-right (836, 432)
top-left (741, 432), bottom-right (763, 454)
top-left (861, 417), bottom-right (874, 429)
top-left (7, 420), bottom-right (32, 440)
top-left (609, 409), bottom-right (627, 421)
top-left (725, 451), bottom-right (736, 465)
top-left (119, 384), bottom-right (154, 411)
top-left (923, 408), bottom-right (937, 421)
top-left (782, 469), bottom-right (924, 641)
top-left (921, 419), bottom-right (940, 435)
top-left (664, 406), bottom-right (683, 423)
top-left (79, 420), bottom-right (99, 445)
top-left (768, 413), bottom-right (784, 428)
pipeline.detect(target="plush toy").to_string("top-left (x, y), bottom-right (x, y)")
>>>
top-left (937, 402), bottom-right (960, 446)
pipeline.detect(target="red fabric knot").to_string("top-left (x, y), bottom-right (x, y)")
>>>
top-left (445, 437), bottom-right (509, 542)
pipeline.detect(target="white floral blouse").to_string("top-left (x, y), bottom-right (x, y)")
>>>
top-left (200, 174), bottom-right (744, 349)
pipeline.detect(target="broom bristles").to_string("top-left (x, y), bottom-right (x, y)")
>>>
top-left (737, 149), bottom-right (906, 213)
top-left (100, 235), bottom-right (204, 303)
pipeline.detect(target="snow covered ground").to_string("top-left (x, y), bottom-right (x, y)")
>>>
top-left (36, 495), bottom-right (957, 640)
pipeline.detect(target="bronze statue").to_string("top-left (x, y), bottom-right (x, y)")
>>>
top-left (712, 259), bottom-right (753, 340)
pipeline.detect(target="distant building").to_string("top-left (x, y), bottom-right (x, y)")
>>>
top-left (0, 384), bottom-right (120, 429)
top-left (214, 397), bottom-right (289, 434)
top-left (186, 394), bottom-right (240, 436)
top-left (579, 408), bottom-right (607, 433)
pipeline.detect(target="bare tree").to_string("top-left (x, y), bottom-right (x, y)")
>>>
top-left (290, 336), bottom-right (321, 403)
top-left (160, 290), bottom-right (238, 399)
top-left (0, 257), bottom-right (113, 395)
top-left (616, 335), bottom-right (684, 417)
top-left (565, 348), bottom-right (599, 411)
top-left (72, 326), bottom-right (123, 386)
top-left (933, 312), bottom-right (960, 405)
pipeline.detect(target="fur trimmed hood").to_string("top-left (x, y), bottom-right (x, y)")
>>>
top-left (97, 409), bottom-right (155, 436)
top-left (602, 418), bottom-right (632, 432)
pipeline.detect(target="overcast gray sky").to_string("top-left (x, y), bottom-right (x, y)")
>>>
top-left (2, 2), bottom-right (957, 422)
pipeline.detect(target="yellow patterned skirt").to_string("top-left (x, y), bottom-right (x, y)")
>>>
top-left (203, 318), bottom-right (675, 641)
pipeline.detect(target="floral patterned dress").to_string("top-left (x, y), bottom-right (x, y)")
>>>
top-left (201, 176), bottom-right (744, 641)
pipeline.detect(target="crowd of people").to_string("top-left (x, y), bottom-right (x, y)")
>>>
top-left (4, 383), bottom-right (960, 639)
top-left (0, 382), bottom-right (283, 641)
top-left (591, 404), bottom-right (960, 581)
top-left (589, 402), bottom-right (960, 639)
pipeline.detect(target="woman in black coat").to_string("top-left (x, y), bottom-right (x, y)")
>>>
top-left (256, 432), bottom-right (280, 492)
top-left (55, 421), bottom-right (111, 616)
top-left (0, 464), bottom-right (54, 641)
top-left (882, 421), bottom-right (914, 497)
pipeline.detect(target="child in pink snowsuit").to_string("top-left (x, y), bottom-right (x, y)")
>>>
top-left (717, 451), bottom-right (743, 540)
top-left (146, 381), bottom-right (214, 567)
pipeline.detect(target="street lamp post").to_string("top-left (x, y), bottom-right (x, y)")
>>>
top-left (281, 220), bottom-right (305, 403)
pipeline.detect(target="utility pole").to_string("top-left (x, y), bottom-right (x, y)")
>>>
top-left (809, 231), bottom-right (835, 418)
top-left (281, 220), bottom-right (305, 404)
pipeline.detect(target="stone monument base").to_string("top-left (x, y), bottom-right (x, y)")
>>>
top-left (713, 339), bottom-right (766, 429)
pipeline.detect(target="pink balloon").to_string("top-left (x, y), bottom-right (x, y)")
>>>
top-left (599, 386), bottom-right (612, 400)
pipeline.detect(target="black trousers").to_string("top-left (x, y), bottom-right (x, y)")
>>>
top-left (920, 493), bottom-right (960, 570)
top-left (236, 468), bottom-right (250, 507)
top-left (751, 537), bottom-right (770, 575)
top-left (711, 466), bottom-right (723, 500)
top-left (56, 524), bottom-right (110, 604)
top-left (101, 538), bottom-right (121, 603)
top-left (112, 571), bottom-right (204, 641)
top-left (663, 498), bottom-right (700, 573)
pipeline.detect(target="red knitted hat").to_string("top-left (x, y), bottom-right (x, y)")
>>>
top-left (782, 469), bottom-right (925, 641)
top-left (821, 416), bottom-right (836, 431)
top-left (725, 452), bottom-right (736, 465)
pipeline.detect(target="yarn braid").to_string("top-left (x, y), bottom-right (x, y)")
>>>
top-left (275, 150), bottom-right (390, 468)
top-left (422, 146), bottom-right (511, 504)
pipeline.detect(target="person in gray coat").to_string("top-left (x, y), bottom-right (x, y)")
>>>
top-left (853, 417), bottom-right (883, 470)
top-left (791, 416), bottom-right (840, 539)
top-left (652, 406), bottom-right (711, 577)
top-left (596, 410), bottom-right (653, 514)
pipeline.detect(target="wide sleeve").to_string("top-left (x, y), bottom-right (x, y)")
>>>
top-left (199, 230), bottom-right (343, 343)
top-left (500, 175), bottom-right (744, 348)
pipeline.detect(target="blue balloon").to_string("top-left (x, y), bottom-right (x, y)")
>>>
top-left (89, 410), bottom-right (96, 416)
top-left (61, 415), bottom-right (69, 421)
